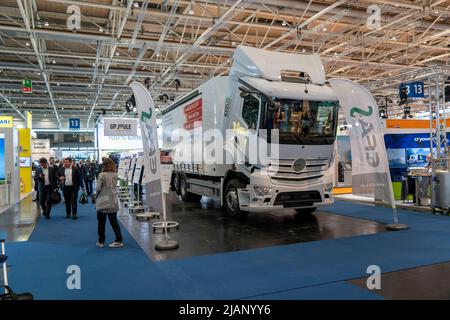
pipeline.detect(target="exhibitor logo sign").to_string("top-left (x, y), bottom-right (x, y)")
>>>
top-left (104, 118), bottom-right (138, 137)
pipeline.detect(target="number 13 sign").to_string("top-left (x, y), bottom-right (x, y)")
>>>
top-left (69, 118), bottom-right (80, 130)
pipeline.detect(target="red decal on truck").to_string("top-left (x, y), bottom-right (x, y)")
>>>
top-left (184, 98), bottom-right (202, 131)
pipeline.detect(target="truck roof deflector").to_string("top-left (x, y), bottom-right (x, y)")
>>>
top-left (231, 45), bottom-right (326, 85)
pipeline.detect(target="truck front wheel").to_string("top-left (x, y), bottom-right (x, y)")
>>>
top-left (224, 179), bottom-right (249, 219)
top-left (179, 175), bottom-right (202, 202)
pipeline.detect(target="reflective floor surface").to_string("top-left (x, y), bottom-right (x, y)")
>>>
top-left (119, 192), bottom-right (387, 261)
top-left (0, 195), bottom-right (40, 242)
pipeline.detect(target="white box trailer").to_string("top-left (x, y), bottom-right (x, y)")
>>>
top-left (162, 45), bottom-right (338, 218)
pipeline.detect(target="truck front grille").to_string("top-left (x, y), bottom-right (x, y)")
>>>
top-left (267, 158), bottom-right (328, 185)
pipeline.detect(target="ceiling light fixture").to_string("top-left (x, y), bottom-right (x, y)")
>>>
top-left (44, 21), bottom-right (49, 27)
top-left (115, 52), bottom-right (120, 56)
top-left (133, 2), bottom-right (139, 8)
top-left (188, 0), bottom-right (195, 15)
top-left (25, 41), bottom-right (30, 46)
top-left (322, 28), bottom-right (327, 32)
top-left (52, 60), bottom-right (56, 64)
top-left (281, 21), bottom-right (287, 26)
top-left (99, 27), bottom-right (104, 32)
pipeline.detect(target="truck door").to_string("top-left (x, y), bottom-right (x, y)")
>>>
top-left (232, 94), bottom-right (261, 165)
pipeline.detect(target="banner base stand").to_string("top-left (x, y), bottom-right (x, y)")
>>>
top-left (136, 212), bottom-right (160, 221)
top-left (152, 221), bottom-right (179, 233)
top-left (155, 239), bottom-right (179, 250)
top-left (386, 223), bottom-right (409, 231)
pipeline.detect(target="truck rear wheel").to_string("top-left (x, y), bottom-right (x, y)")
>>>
top-left (173, 173), bottom-right (181, 195)
top-left (179, 175), bottom-right (202, 202)
top-left (224, 179), bottom-right (249, 219)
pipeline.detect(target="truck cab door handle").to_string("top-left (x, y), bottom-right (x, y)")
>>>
top-left (234, 136), bottom-right (239, 144)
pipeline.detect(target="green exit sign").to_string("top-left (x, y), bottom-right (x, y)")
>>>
top-left (22, 79), bottom-right (32, 93)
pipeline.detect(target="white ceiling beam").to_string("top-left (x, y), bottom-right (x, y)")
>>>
top-left (15, 0), bottom-right (60, 124)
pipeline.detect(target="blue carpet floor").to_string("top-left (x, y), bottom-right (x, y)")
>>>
top-left (6, 199), bottom-right (450, 299)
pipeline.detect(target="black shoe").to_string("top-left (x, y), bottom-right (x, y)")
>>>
top-left (72, 216), bottom-right (77, 220)
top-left (45, 215), bottom-right (50, 219)
top-left (66, 215), bottom-right (71, 219)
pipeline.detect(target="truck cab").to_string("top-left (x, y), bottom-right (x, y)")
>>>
top-left (222, 46), bottom-right (338, 217)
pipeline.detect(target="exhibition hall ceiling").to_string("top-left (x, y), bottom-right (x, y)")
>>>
top-left (0, 0), bottom-right (449, 126)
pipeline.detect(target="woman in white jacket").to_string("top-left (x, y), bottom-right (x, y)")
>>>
top-left (95, 158), bottom-right (124, 248)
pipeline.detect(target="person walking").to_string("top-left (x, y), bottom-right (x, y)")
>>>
top-left (82, 160), bottom-right (95, 196)
top-left (98, 157), bottom-right (106, 174)
top-left (34, 158), bottom-right (58, 219)
top-left (95, 158), bottom-right (124, 248)
top-left (57, 157), bottom-right (82, 220)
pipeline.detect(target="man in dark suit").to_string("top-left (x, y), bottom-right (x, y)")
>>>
top-left (49, 157), bottom-right (59, 171)
top-left (57, 157), bottom-right (82, 220)
top-left (34, 158), bottom-right (58, 219)
top-left (82, 160), bottom-right (95, 196)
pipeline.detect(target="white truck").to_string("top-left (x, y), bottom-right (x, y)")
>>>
top-left (162, 45), bottom-right (338, 218)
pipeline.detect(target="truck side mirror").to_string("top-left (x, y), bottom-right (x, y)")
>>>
top-left (239, 86), bottom-right (258, 98)
top-left (240, 91), bottom-right (249, 98)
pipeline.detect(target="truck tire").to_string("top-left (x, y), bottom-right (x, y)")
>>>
top-left (295, 208), bottom-right (317, 214)
top-left (179, 175), bottom-right (202, 202)
top-left (224, 179), bottom-right (249, 219)
top-left (173, 173), bottom-right (181, 195)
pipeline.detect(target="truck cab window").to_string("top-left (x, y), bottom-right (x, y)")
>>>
top-left (242, 95), bottom-right (260, 130)
top-left (265, 99), bottom-right (338, 145)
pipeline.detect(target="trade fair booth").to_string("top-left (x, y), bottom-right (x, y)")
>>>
top-left (0, 117), bottom-right (21, 212)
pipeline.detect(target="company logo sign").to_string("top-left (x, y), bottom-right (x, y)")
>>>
top-left (184, 99), bottom-right (202, 131)
top-left (0, 116), bottom-right (13, 128)
top-left (104, 118), bottom-right (138, 137)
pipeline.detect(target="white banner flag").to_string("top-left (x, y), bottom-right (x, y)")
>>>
top-left (130, 81), bottom-right (163, 213)
top-left (330, 79), bottom-right (395, 208)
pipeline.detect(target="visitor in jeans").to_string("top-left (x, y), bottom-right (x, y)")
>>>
top-left (95, 158), bottom-right (124, 248)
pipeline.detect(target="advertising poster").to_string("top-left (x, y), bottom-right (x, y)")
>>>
top-left (184, 99), bottom-right (202, 131)
top-left (387, 148), bottom-right (406, 169)
top-left (406, 148), bottom-right (429, 167)
top-left (384, 133), bottom-right (448, 181)
top-left (96, 120), bottom-right (143, 151)
top-left (0, 133), bottom-right (5, 183)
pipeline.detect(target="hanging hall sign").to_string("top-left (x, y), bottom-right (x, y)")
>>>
top-left (103, 118), bottom-right (138, 137)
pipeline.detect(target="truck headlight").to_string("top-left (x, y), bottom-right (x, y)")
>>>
top-left (324, 183), bottom-right (333, 193)
top-left (253, 186), bottom-right (272, 197)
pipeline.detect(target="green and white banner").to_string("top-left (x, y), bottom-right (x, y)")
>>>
top-left (330, 78), bottom-right (395, 209)
top-left (130, 81), bottom-right (163, 213)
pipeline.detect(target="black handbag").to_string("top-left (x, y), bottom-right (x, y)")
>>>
top-left (79, 192), bottom-right (89, 204)
top-left (0, 286), bottom-right (33, 300)
top-left (50, 190), bottom-right (62, 205)
top-left (91, 194), bottom-right (96, 204)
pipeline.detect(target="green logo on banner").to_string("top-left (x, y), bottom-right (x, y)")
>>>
top-left (140, 107), bottom-right (152, 122)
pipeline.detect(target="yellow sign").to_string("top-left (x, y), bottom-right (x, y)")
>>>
top-left (0, 116), bottom-right (13, 128)
top-left (18, 128), bottom-right (32, 194)
top-left (26, 111), bottom-right (32, 129)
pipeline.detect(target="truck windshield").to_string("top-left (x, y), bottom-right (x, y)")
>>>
top-left (264, 99), bottom-right (338, 145)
